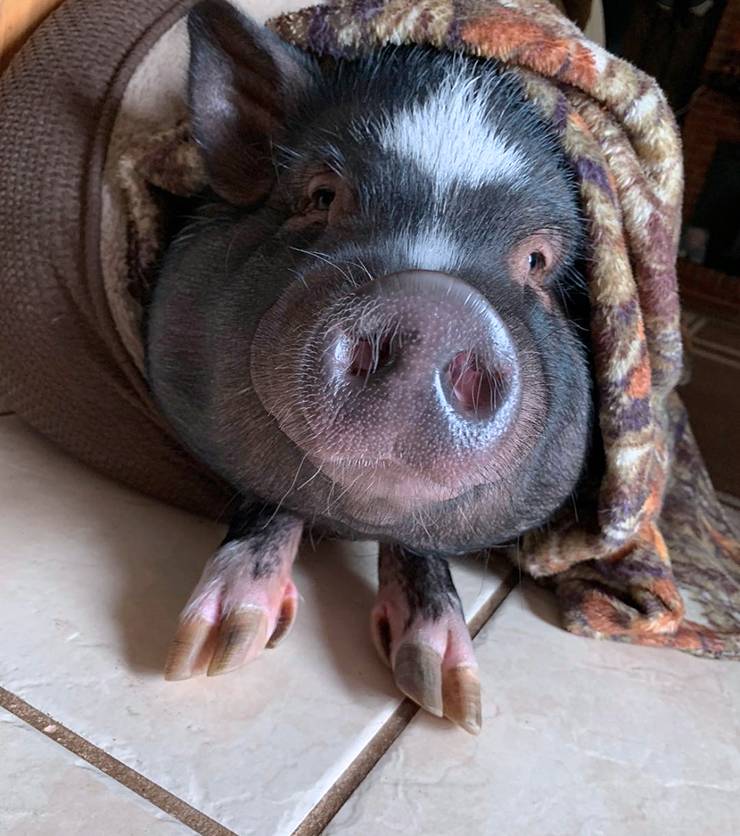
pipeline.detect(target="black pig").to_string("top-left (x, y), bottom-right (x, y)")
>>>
top-left (146, 0), bottom-right (592, 733)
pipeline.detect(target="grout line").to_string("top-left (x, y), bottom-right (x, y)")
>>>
top-left (0, 687), bottom-right (236, 836)
top-left (466, 566), bottom-right (519, 637)
top-left (291, 566), bottom-right (519, 836)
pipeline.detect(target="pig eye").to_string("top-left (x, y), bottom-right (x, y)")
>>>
top-left (311, 187), bottom-right (336, 211)
top-left (300, 172), bottom-right (352, 225)
top-left (528, 251), bottom-right (547, 272)
top-left (509, 232), bottom-right (561, 291)
top-left (306, 173), bottom-right (342, 214)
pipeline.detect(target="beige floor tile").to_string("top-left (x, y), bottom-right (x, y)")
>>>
top-left (0, 709), bottom-right (188, 835)
top-left (0, 419), bottom-right (511, 835)
top-left (328, 582), bottom-right (740, 836)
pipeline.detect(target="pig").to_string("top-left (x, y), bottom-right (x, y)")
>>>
top-left (145, 0), bottom-right (593, 734)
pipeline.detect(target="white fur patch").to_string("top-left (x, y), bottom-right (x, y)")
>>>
top-left (399, 228), bottom-right (462, 272)
top-left (340, 226), bottom-right (462, 275)
top-left (379, 74), bottom-right (526, 196)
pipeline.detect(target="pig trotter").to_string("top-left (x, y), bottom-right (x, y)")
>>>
top-left (371, 544), bottom-right (481, 734)
top-left (165, 506), bottom-right (303, 681)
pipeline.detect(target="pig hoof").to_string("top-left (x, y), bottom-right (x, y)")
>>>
top-left (371, 608), bottom-right (482, 735)
top-left (442, 665), bottom-right (482, 736)
top-left (206, 607), bottom-right (270, 677)
top-left (164, 577), bottom-right (298, 681)
top-left (394, 643), bottom-right (444, 716)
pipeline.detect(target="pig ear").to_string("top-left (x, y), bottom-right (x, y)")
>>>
top-left (187, 0), bottom-right (315, 205)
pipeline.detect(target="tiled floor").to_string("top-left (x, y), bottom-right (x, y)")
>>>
top-left (0, 417), bottom-right (511, 835)
top-left (328, 581), bottom-right (740, 836)
top-left (1, 316), bottom-right (739, 836)
top-left (2, 412), bottom-right (739, 835)
top-left (0, 709), bottom-right (188, 835)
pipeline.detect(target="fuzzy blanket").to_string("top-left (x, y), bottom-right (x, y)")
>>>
top-left (2, 0), bottom-right (738, 656)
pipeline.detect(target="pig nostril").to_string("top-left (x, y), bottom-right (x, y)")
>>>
top-left (447, 352), bottom-right (505, 418)
top-left (348, 334), bottom-right (395, 378)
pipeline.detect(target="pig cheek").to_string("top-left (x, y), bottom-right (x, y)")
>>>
top-left (504, 345), bottom-right (548, 464)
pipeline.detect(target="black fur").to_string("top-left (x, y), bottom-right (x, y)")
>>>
top-left (379, 547), bottom-right (461, 626)
top-left (223, 506), bottom-right (299, 580)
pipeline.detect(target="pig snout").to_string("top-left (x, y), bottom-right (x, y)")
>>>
top-left (324, 271), bottom-right (513, 419)
top-left (315, 269), bottom-right (518, 455)
top-left (253, 270), bottom-right (532, 505)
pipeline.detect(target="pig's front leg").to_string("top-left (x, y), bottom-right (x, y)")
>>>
top-left (164, 507), bottom-right (303, 681)
top-left (370, 545), bottom-right (481, 734)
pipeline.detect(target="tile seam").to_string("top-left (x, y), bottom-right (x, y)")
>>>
top-left (291, 566), bottom-right (519, 836)
top-left (0, 687), bottom-right (236, 836)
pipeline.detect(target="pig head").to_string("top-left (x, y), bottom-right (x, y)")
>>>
top-left (146, 0), bottom-right (593, 557)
